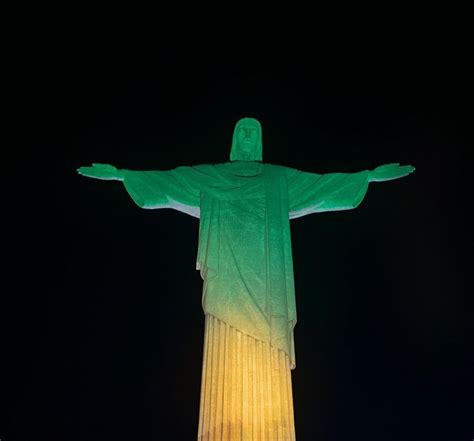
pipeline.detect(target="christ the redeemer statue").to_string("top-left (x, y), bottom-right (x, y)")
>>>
top-left (78, 117), bottom-right (414, 440)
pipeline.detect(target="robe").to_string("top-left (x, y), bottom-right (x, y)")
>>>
top-left (122, 162), bottom-right (370, 369)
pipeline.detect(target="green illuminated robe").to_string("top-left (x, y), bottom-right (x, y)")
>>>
top-left (122, 162), bottom-right (370, 369)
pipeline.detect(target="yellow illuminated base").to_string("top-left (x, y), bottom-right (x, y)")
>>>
top-left (198, 314), bottom-right (296, 440)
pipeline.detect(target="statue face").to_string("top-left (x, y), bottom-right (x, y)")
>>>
top-left (230, 117), bottom-right (263, 162)
top-left (237, 126), bottom-right (259, 153)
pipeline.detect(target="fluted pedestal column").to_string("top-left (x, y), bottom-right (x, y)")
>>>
top-left (198, 314), bottom-right (296, 440)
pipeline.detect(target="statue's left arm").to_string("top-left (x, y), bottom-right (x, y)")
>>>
top-left (287, 163), bottom-right (415, 219)
top-left (78, 163), bottom-right (215, 218)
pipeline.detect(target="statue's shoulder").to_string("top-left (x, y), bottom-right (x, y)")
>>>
top-left (262, 163), bottom-right (296, 178)
top-left (263, 163), bottom-right (287, 172)
top-left (191, 163), bottom-right (218, 172)
top-left (188, 163), bottom-right (224, 177)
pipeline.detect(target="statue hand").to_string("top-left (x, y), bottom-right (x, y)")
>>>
top-left (369, 163), bottom-right (415, 182)
top-left (77, 163), bottom-right (124, 181)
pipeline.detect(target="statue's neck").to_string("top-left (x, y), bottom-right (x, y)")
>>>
top-left (227, 161), bottom-right (262, 177)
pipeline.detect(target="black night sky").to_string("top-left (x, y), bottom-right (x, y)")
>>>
top-left (4, 30), bottom-right (473, 441)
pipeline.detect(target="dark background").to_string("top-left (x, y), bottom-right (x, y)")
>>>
top-left (4, 28), bottom-right (473, 441)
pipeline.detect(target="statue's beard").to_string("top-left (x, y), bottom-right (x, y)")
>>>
top-left (232, 145), bottom-right (262, 162)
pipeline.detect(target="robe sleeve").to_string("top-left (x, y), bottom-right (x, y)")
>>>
top-left (287, 167), bottom-right (370, 219)
top-left (121, 165), bottom-right (210, 218)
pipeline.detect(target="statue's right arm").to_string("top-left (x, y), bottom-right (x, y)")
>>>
top-left (77, 163), bottom-right (124, 181)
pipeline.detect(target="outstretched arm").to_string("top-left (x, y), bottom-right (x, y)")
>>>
top-left (77, 163), bottom-right (214, 218)
top-left (287, 162), bottom-right (415, 219)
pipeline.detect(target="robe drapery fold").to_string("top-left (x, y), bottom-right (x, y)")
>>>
top-left (198, 314), bottom-right (296, 441)
top-left (122, 163), bottom-right (370, 368)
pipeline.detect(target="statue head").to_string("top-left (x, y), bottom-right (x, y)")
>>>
top-left (230, 117), bottom-right (263, 162)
